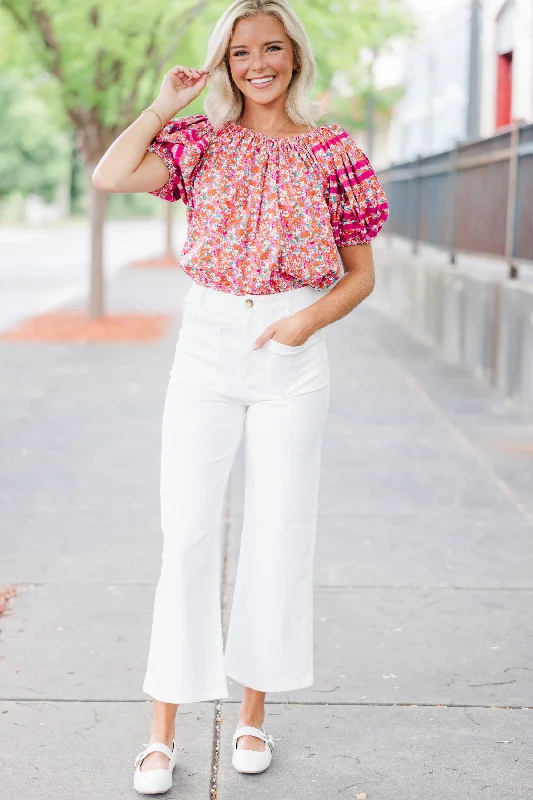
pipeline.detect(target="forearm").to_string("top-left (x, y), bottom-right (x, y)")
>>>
top-left (301, 247), bottom-right (375, 335)
top-left (92, 99), bottom-right (182, 188)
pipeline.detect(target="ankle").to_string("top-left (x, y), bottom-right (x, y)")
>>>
top-left (238, 707), bottom-right (265, 725)
top-left (150, 726), bottom-right (175, 746)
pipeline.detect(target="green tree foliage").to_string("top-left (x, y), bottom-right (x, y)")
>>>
top-left (0, 0), bottom-right (215, 161)
top-left (0, 10), bottom-right (70, 201)
top-left (295, 0), bottom-right (414, 90)
top-left (0, 75), bottom-right (69, 200)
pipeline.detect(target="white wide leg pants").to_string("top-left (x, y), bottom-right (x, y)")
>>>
top-left (143, 281), bottom-right (331, 704)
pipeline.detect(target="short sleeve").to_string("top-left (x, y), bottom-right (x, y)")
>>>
top-left (321, 126), bottom-right (389, 247)
top-left (146, 114), bottom-right (214, 203)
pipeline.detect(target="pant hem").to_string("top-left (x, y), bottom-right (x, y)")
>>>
top-left (223, 665), bottom-right (314, 693)
top-left (142, 682), bottom-right (229, 705)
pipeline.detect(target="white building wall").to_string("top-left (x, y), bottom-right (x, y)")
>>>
top-left (480, 0), bottom-right (499, 136)
top-left (387, 0), bottom-right (470, 162)
top-left (387, 0), bottom-right (533, 163)
top-left (510, 0), bottom-right (533, 123)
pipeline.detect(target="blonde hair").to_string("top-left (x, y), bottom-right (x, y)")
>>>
top-left (202, 0), bottom-right (324, 129)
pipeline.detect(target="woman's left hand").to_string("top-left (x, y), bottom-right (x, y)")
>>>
top-left (253, 309), bottom-right (316, 349)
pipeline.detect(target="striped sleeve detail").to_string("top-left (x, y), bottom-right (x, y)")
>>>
top-left (314, 127), bottom-right (389, 247)
top-left (147, 114), bottom-right (214, 203)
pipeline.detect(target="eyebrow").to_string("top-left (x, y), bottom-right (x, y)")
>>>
top-left (229, 40), bottom-right (285, 50)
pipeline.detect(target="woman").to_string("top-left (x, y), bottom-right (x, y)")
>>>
top-left (93, 0), bottom-right (388, 794)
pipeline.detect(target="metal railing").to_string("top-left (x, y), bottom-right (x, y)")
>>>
top-left (378, 122), bottom-right (533, 278)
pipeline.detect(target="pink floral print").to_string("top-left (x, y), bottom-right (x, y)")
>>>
top-left (147, 115), bottom-right (388, 295)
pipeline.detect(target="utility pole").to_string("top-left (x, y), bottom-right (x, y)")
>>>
top-left (466, 0), bottom-right (481, 139)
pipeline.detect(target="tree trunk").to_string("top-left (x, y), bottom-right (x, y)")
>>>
top-left (165, 202), bottom-right (174, 259)
top-left (68, 131), bottom-right (77, 216)
top-left (79, 121), bottom-right (120, 320)
top-left (88, 174), bottom-right (108, 318)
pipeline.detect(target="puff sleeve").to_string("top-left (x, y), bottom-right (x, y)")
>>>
top-left (146, 114), bottom-right (214, 204)
top-left (322, 126), bottom-right (389, 247)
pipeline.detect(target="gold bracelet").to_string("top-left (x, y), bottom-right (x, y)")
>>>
top-left (141, 106), bottom-right (166, 131)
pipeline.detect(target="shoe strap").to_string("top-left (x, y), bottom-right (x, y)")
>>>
top-left (135, 740), bottom-right (175, 769)
top-left (233, 725), bottom-right (274, 751)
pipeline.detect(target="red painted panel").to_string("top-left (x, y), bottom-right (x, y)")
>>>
top-left (496, 51), bottom-right (513, 128)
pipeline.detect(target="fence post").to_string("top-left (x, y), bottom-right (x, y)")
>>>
top-left (386, 162), bottom-right (393, 247)
top-left (505, 124), bottom-right (520, 279)
top-left (446, 142), bottom-right (460, 265)
top-left (412, 154), bottom-right (421, 254)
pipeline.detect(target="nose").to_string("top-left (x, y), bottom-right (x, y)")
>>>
top-left (249, 50), bottom-right (267, 72)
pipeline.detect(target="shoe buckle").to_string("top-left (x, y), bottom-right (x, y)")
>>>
top-left (134, 743), bottom-right (151, 769)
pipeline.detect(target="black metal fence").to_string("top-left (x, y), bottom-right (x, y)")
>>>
top-left (378, 122), bottom-right (533, 277)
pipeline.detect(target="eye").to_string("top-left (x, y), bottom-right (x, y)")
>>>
top-left (232, 45), bottom-right (282, 57)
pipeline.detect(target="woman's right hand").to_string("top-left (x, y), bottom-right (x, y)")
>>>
top-left (154, 65), bottom-right (209, 122)
top-left (92, 64), bottom-right (209, 197)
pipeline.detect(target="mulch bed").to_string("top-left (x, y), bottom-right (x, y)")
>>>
top-left (0, 311), bottom-right (173, 343)
top-left (0, 586), bottom-right (17, 618)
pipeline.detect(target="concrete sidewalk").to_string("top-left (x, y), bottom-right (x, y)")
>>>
top-left (1, 265), bottom-right (532, 799)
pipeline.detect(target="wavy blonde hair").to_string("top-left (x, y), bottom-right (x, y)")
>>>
top-left (202, 0), bottom-right (324, 130)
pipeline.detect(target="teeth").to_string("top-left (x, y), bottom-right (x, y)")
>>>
top-left (250, 77), bottom-right (274, 84)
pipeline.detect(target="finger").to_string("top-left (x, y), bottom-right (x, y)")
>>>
top-left (252, 327), bottom-right (275, 350)
top-left (170, 70), bottom-right (191, 87)
top-left (170, 66), bottom-right (204, 84)
top-left (174, 66), bottom-right (194, 81)
top-left (184, 70), bottom-right (204, 84)
top-left (180, 73), bottom-right (198, 87)
top-left (170, 74), bottom-right (189, 91)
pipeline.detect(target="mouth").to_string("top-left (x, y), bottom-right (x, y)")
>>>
top-left (247, 75), bottom-right (277, 88)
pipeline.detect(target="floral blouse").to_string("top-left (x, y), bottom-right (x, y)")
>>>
top-left (147, 114), bottom-right (389, 295)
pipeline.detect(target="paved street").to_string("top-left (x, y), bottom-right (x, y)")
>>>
top-left (1, 262), bottom-right (532, 799)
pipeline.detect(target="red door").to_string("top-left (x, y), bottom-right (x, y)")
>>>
top-left (496, 51), bottom-right (513, 128)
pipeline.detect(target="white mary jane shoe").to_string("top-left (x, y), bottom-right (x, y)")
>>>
top-left (232, 725), bottom-right (275, 774)
top-left (133, 739), bottom-right (177, 795)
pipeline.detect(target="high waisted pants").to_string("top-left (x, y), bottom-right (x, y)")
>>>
top-left (143, 281), bottom-right (331, 704)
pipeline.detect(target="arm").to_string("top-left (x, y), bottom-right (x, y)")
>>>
top-left (253, 244), bottom-right (375, 348)
top-left (300, 243), bottom-right (375, 333)
top-left (91, 65), bottom-right (209, 194)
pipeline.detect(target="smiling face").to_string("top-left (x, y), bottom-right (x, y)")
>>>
top-left (227, 13), bottom-right (297, 107)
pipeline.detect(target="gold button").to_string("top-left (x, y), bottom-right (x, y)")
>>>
top-left (244, 298), bottom-right (254, 309)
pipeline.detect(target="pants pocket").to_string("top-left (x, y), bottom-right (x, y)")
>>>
top-left (266, 331), bottom-right (328, 396)
top-left (171, 314), bottom-right (222, 385)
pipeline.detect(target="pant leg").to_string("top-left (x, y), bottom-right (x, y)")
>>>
top-left (223, 384), bottom-right (330, 692)
top-left (143, 376), bottom-right (245, 704)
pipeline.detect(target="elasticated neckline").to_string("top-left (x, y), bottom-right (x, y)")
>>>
top-left (225, 120), bottom-right (333, 143)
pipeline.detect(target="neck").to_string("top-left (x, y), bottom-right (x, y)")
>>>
top-left (239, 99), bottom-right (289, 135)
